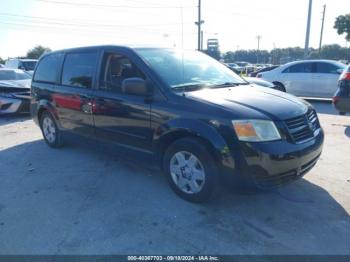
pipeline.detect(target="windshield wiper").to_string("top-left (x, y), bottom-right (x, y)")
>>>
top-left (209, 82), bottom-right (249, 88)
top-left (171, 84), bottom-right (206, 92)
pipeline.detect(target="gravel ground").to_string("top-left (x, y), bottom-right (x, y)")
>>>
top-left (0, 101), bottom-right (349, 255)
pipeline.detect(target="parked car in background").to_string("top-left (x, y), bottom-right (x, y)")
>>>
top-left (235, 61), bottom-right (251, 68)
top-left (333, 65), bottom-right (350, 115)
top-left (249, 65), bottom-right (279, 77)
top-left (31, 46), bottom-right (323, 202)
top-left (5, 58), bottom-right (37, 74)
top-left (0, 69), bottom-right (31, 114)
top-left (259, 60), bottom-right (346, 98)
top-left (225, 63), bottom-right (243, 74)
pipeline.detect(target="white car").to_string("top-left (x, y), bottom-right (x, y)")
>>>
top-left (5, 58), bottom-right (37, 75)
top-left (258, 60), bottom-right (345, 98)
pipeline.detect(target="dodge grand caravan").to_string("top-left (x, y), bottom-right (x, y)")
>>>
top-left (30, 46), bottom-right (324, 202)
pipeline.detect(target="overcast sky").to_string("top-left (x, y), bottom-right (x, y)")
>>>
top-left (0, 0), bottom-right (349, 58)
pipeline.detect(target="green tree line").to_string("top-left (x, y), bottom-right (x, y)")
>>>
top-left (223, 44), bottom-right (350, 65)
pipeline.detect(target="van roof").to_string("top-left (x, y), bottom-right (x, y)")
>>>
top-left (41, 45), bottom-right (186, 56)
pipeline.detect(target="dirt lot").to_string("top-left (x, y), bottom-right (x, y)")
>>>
top-left (0, 101), bottom-right (349, 255)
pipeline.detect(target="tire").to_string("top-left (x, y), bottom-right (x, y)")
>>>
top-left (163, 137), bottom-right (218, 203)
top-left (40, 111), bottom-right (63, 148)
top-left (339, 112), bottom-right (346, 116)
top-left (273, 82), bottom-right (286, 92)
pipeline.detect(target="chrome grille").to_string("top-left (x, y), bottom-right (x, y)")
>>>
top-left (285, 110), bottom-right (320, 143)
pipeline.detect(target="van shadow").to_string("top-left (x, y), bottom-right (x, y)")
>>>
top-left (0, 114), bottom-right (30, 127)
top-left (0, 139), bottom-right (349, 254)
top-left (307, 100), bottom-right (339, 116)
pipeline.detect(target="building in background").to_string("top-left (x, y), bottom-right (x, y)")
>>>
top-left (204, 39), bottom-right (221, 60)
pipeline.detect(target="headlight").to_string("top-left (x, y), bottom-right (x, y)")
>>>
top-left (232, 120), bottom-right (281, 142)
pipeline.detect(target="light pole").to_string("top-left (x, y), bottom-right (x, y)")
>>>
top-left (318, 4), bottom-right (326, 54)
top-left (304, 0), bottom-right (313, 58)
top-left (256, 35), bottom-right (262, 63)
top-left (195, 0), bottom-right (204, 50)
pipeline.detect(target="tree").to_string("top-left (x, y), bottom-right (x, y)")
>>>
top-left (203, 49), bottom-right (221, 61)
top-left (334, 14), bottom-right (350, 41)
top-left (0, 57), bottom-right (4, 64)
top-left (26, 45), bottom-right (52, 59)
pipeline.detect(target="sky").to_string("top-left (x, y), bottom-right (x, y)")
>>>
top-left (0, 0), bottom-right (349, 58)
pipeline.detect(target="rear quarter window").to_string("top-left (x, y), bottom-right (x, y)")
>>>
top-left (315, 62), bottom-right (342, 74)
top-left (34, 54), bottom-right (63, 83)
top-left (61, 52), bottom-right (98, 89)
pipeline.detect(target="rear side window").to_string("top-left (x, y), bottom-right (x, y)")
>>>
top-left (283, 63), bottom-right (312, 73)
top-left (61, 52), bottom-right (97, 89)
top-left (315, 62), bottom-right (340, 74)
top-left (34, 54), bottom-right (63, 83)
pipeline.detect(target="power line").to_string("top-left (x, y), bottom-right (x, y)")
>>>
top-left (0, 12), bottom-right (193, 28)
top-left (0, 19), bottom-right (197, 36)
top-left (35, 0), bottom-right (196, 9)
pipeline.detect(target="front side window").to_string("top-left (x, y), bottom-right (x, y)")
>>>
top-left (283, 63), bottom-right (313, 73)
top-left (136, 49), bottom-right (246, 91)
top-left (34, 54), bottom-right (63, 83)
top-left (62, 52), bottom-right (97, 89)
top-left (99, 52), bottom-right (145, 92)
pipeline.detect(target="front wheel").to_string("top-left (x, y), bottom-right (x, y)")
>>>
top-left (163, 138), bottom-right (218, 203)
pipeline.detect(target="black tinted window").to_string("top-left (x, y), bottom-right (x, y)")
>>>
top-left (34, 54), bottom-right (63, 83)
top-left (99, 53), bottom-right (145, 92)
top-left (283, 63), bottom-right (312, 73)
top-left (315, 62), bottom-right (339, 74)
top-left (62, 52), bottom-right (97, 88)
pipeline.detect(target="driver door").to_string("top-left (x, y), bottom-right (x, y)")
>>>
top-left (92, 50), bottom-right (153, 152)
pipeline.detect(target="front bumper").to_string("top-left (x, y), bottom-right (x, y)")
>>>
top-left (0, 93), bottom-right (30, 114)
top-left (225, 128), bottom-right (324, 189)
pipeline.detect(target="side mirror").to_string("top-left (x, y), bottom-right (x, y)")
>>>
top-left (19, 65), bottom-right (25, 70)
top-left (121, 77), bottom-right (148, 96)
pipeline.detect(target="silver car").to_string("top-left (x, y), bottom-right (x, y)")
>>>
top-left (259, 60), bottom-right (346, 98)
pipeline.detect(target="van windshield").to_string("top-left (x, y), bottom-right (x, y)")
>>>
top-left (136, 49), bottom-right (247, 91)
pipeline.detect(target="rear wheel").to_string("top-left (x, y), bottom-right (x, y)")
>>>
top-left (163, 137), bottom-right (218, 203)
top-left (40, 111), bottom-right (63, 148)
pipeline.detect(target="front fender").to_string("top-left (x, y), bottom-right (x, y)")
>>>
top-left (154, 118), bottom-right (235, 170)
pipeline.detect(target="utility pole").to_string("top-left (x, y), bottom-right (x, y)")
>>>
top-left (195, 0), bottom-right (204, 51)
top-left (256, 35), bottom-right (262, 50)
top-left (200, 30), bottom-right (204, 50)
top-left (256, 35), bottom-right (262, 63)
top-left (318, 4), bottom-right (326, 54)
top-left (304, 0), bottom-right (313, 58)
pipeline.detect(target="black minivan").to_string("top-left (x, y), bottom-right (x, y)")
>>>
top-left (31, 46), bottom-right (324, 202)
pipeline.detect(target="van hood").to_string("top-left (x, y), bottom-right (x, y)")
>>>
top-left (186, 85), bottom-right (310, 120)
